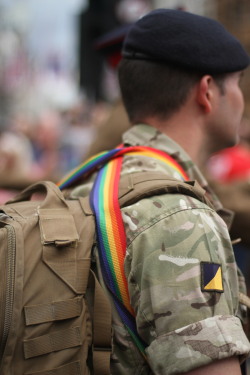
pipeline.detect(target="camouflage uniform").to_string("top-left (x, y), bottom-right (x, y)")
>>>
top-left (72, 124), bottom-right (250, 374)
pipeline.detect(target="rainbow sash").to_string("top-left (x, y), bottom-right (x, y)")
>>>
top-left (58, 146), bottom-right (188, 354)
top-left (57, 146), bottom-right (188, 189)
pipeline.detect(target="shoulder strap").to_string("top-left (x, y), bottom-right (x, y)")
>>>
top-left (89, 270), bottom-right (112, 375)
top-left (118, 171), bottom-right (213, 208)
top-left (81, 171), bottom-right (213, 215)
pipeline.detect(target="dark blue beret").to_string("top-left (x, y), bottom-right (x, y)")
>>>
top-left (122, 9), bottom-right (250, 73)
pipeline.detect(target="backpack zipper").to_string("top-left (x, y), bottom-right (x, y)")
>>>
top-left (0, 223), bottom-right (16, 360)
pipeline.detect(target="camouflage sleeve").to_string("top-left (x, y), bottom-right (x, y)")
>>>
top-left (123, 193), bottom-right (250, 374)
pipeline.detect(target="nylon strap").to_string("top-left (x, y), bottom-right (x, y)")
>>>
top-left (118, 172), bottom-right (210, 208)
top-left (90, 270), bottom-right (112, 375)
top-left (24, 297), bottom-right (82, 326)
top-left (24, 361), bottom-right (81, 375)
top-left (23, 326), bottom-right (81, 359)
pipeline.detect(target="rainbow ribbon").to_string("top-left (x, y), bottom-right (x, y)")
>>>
top-left (58, 146), bottom-right (188, 354)
top-left (57, 146), bottom-right (188, 189)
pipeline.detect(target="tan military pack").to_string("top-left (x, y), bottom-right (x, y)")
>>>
top-left (0, 173), bottom-right (213, 375)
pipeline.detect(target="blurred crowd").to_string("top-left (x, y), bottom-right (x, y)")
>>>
top-left (0, 98), bottom-right (112, 201)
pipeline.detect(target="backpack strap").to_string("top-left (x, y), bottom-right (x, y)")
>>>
top-left (79, 196), bottom-right (113, 375)
top-left (118, 171), bottom-right (213, 208)
top-left (89, 270), bottom-right (112, 375)
top-left (81, 171), bottom-right (211, 212)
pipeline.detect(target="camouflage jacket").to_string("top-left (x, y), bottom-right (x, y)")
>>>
top-left (71, 124), bottom-right (250, 375)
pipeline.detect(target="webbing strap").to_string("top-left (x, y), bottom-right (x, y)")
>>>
top-left (24, 297), bottom-right (82, 326)
top-left (25, 361), bottom-right (81, 375)
top-left (93, 351), bottom-right (111, 375)
top-left (23, 326), bottom-right (81, 359)
top-left (90, 270), bottom-right (112, 375)
top-left (118, 172), bottom-right (211, 208)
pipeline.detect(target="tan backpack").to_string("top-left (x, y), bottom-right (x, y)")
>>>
top-left (0, 173), bottom-right (226, 375)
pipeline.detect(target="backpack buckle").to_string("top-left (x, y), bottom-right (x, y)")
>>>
top-left (92, 345), bottom-right (112, 352)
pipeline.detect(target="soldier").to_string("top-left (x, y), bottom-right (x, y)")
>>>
top-left (72, 9), bottom-right (250, 374)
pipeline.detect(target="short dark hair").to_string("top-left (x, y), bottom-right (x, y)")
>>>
top-left (118, 59), bottom-right (227, 123)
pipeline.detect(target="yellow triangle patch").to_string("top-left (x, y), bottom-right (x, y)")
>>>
top-left (204, 266), bottom-right (223, 291)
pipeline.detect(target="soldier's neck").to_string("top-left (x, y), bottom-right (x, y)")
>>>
top-left (143, 114), bottom-right (209, 169)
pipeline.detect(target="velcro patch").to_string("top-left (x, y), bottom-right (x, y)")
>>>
top-left (201, 262), bottom-right (224, 292)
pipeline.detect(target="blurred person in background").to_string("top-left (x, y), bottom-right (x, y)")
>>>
top-left (207, 117), bottom-right (250, 184)
top-left (84, 24), bottom-right (132, 158)
top-left (206, 117), bottom-right (250, 295)
top-left (27, 109), bottom-right (62, 181)
top-left (0, 118), bottom-right (34, 202)
top-left (58, 101), bottom-right (97, 174)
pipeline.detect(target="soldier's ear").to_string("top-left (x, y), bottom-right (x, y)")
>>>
top-left (196, 75), bottom-right (213, 114)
